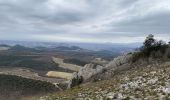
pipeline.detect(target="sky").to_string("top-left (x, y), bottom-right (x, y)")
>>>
top-left (0, 0), bottom-right (170, 43)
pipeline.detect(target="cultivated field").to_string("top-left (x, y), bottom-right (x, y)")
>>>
top-left (46, 71), bottom-right (73, 80)
top-left (0, 47), bottom-right (9, 51)
top-left (0, 67), bottom-right (65, 83)
top-left (52, 57), bottom-right (81, 72)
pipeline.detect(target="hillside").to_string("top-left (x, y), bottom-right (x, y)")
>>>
top-left (1, 35), bottom-right (170, 100)
top-left (40, 61), bottom-right (170, 100)
top-left (0, 74), bottom-right (57, 100)
top-left (52, 57), bottom-right (81, 72)
top-left (39, 36), bottom-right (170, 100)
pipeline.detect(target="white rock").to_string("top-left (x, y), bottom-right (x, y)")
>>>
top-left (106, 92), bottom-right (115, 99)
top-left (147, 78), bottom-right (158, 84)
top-left (162, 87), bottom-right (170, 94)
top-left (78, 63), bottom-right (104, 80)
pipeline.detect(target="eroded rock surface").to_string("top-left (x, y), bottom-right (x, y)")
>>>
top-left (68, 54), bottom-right (133, 88)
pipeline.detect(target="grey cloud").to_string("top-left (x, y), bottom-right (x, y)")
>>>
top-left (0, 0), bottom-right (169, 43)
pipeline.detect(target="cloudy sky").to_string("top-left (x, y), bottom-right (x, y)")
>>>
top-left (0, 0), bottom-right (170, 43)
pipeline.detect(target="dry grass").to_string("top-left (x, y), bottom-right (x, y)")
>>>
top-left (0, 47), bottom-right (9, 51)
top-left (46, 71), bottom-right (73, 80)
top-left (52, 57), bottom-right (81, 72)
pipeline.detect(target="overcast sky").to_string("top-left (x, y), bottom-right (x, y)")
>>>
top-left (0, 0), bottom-right (170, 43)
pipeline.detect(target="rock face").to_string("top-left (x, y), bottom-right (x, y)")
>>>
top-left (68, 54), bottom-right (132, 88)
top-left (89, 54), bottom-right (133, 81)
top-left (67, 64), bottom-right (103, 88)
top-left (67, 72), bottom-right (82, 89)
top-left (78, 64), bottom-right (104, 81)
top-left (106, 54), bottom-right (132, 69)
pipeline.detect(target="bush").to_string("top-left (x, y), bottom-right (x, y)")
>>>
top-left (70, 76), bottom-right (83, 88)
top-left (132, 34), bottom-right (168, 62)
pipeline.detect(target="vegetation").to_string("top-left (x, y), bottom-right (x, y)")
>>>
top-left (63, 58), bottom-right (87, 66)
top-left (14, 59), bottom-right (59, 71)
top-left (70, 76), bottom-right (83, 88)
top-left (0, 74), bottom-right (57, 99)
top-left (9, 45), bottom-right (42, 53)
top-left (55, 46), bottom-right (82, 51)
top-left (132, 34), bottom-right (169, 62)
top-left (52, 57), bottom-right (81, 72)
top-left (40, 61), bottom-right (170, 100)
top-left (0, 55), bottom-right (62, 71)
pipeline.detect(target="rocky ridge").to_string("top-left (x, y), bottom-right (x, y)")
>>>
top-left (68, 54), bottom-right (132, 88)
top-left (40, 61), bottom-right (170, 100)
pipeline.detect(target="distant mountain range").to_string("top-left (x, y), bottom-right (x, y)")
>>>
top-left (0, 40), bottom-right (142, 53)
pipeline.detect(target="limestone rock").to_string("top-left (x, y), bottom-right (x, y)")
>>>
top-left (67, 63), bottom-right (104, 88)
top-left (67, 72), bottom-right (83, 88)
top-left (106, 54), bottom-right (132, 69)
top-left (78, 63), bottom-right (104, 81)
top-left (68, 54), bottom-right (132, 88)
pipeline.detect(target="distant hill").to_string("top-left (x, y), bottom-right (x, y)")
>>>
top-left (55, 46), bottom-right (83, 51)
top-left (9, 45), bottom-right (39, 52)
top-left (0, 44), bottom-right (11, 47)
top-left (0, 40), bottom-right (140, 52)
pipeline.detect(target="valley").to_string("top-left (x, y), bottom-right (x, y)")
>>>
top-left (0, 43), bottom-right (125, 99)
top-left (0, 0), bottom-right (169, 99)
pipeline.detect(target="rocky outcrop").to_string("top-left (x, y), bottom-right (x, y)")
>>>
top-left (52, 61), bottom-right (170, 100)
top-left (106, 54), bottom-right (132, 69)
top-left (68, 54), bottom-right (133, 88)
top-left (67, 64), bottom-right (104, 88)
top-left (67, 72), bottom-right (82, 89)
top-left (78, 64), bottom-right (104, 81)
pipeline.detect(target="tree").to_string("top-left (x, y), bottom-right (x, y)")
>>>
top-left (143, 34), bottom-right (155, 48)
top-left (155, 40), bottom-right (166, 47)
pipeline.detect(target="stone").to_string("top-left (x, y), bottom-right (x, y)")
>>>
top-left (67, 54), bottom-right (132, 88)
top-left (67, 72), bottom-right (83, 88)
top-left (162, 87), bottom-right (170, 94)
top-left (78, 63), bottom-right (104, 81)
top-left (106, 92), bottom-right (115, 100)
top-left (106, 54), bottom-right (132, 69)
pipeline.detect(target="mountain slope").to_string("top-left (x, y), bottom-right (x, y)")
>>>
top-left (41, 61), bottom-right (170, 99)
top-left (0, 74), bottom-right (57, 100)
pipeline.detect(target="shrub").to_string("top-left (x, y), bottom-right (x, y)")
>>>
top-left (132, 34), bottom-right (168, 62)
top-left (70, 76), bottom-right (83, 88)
